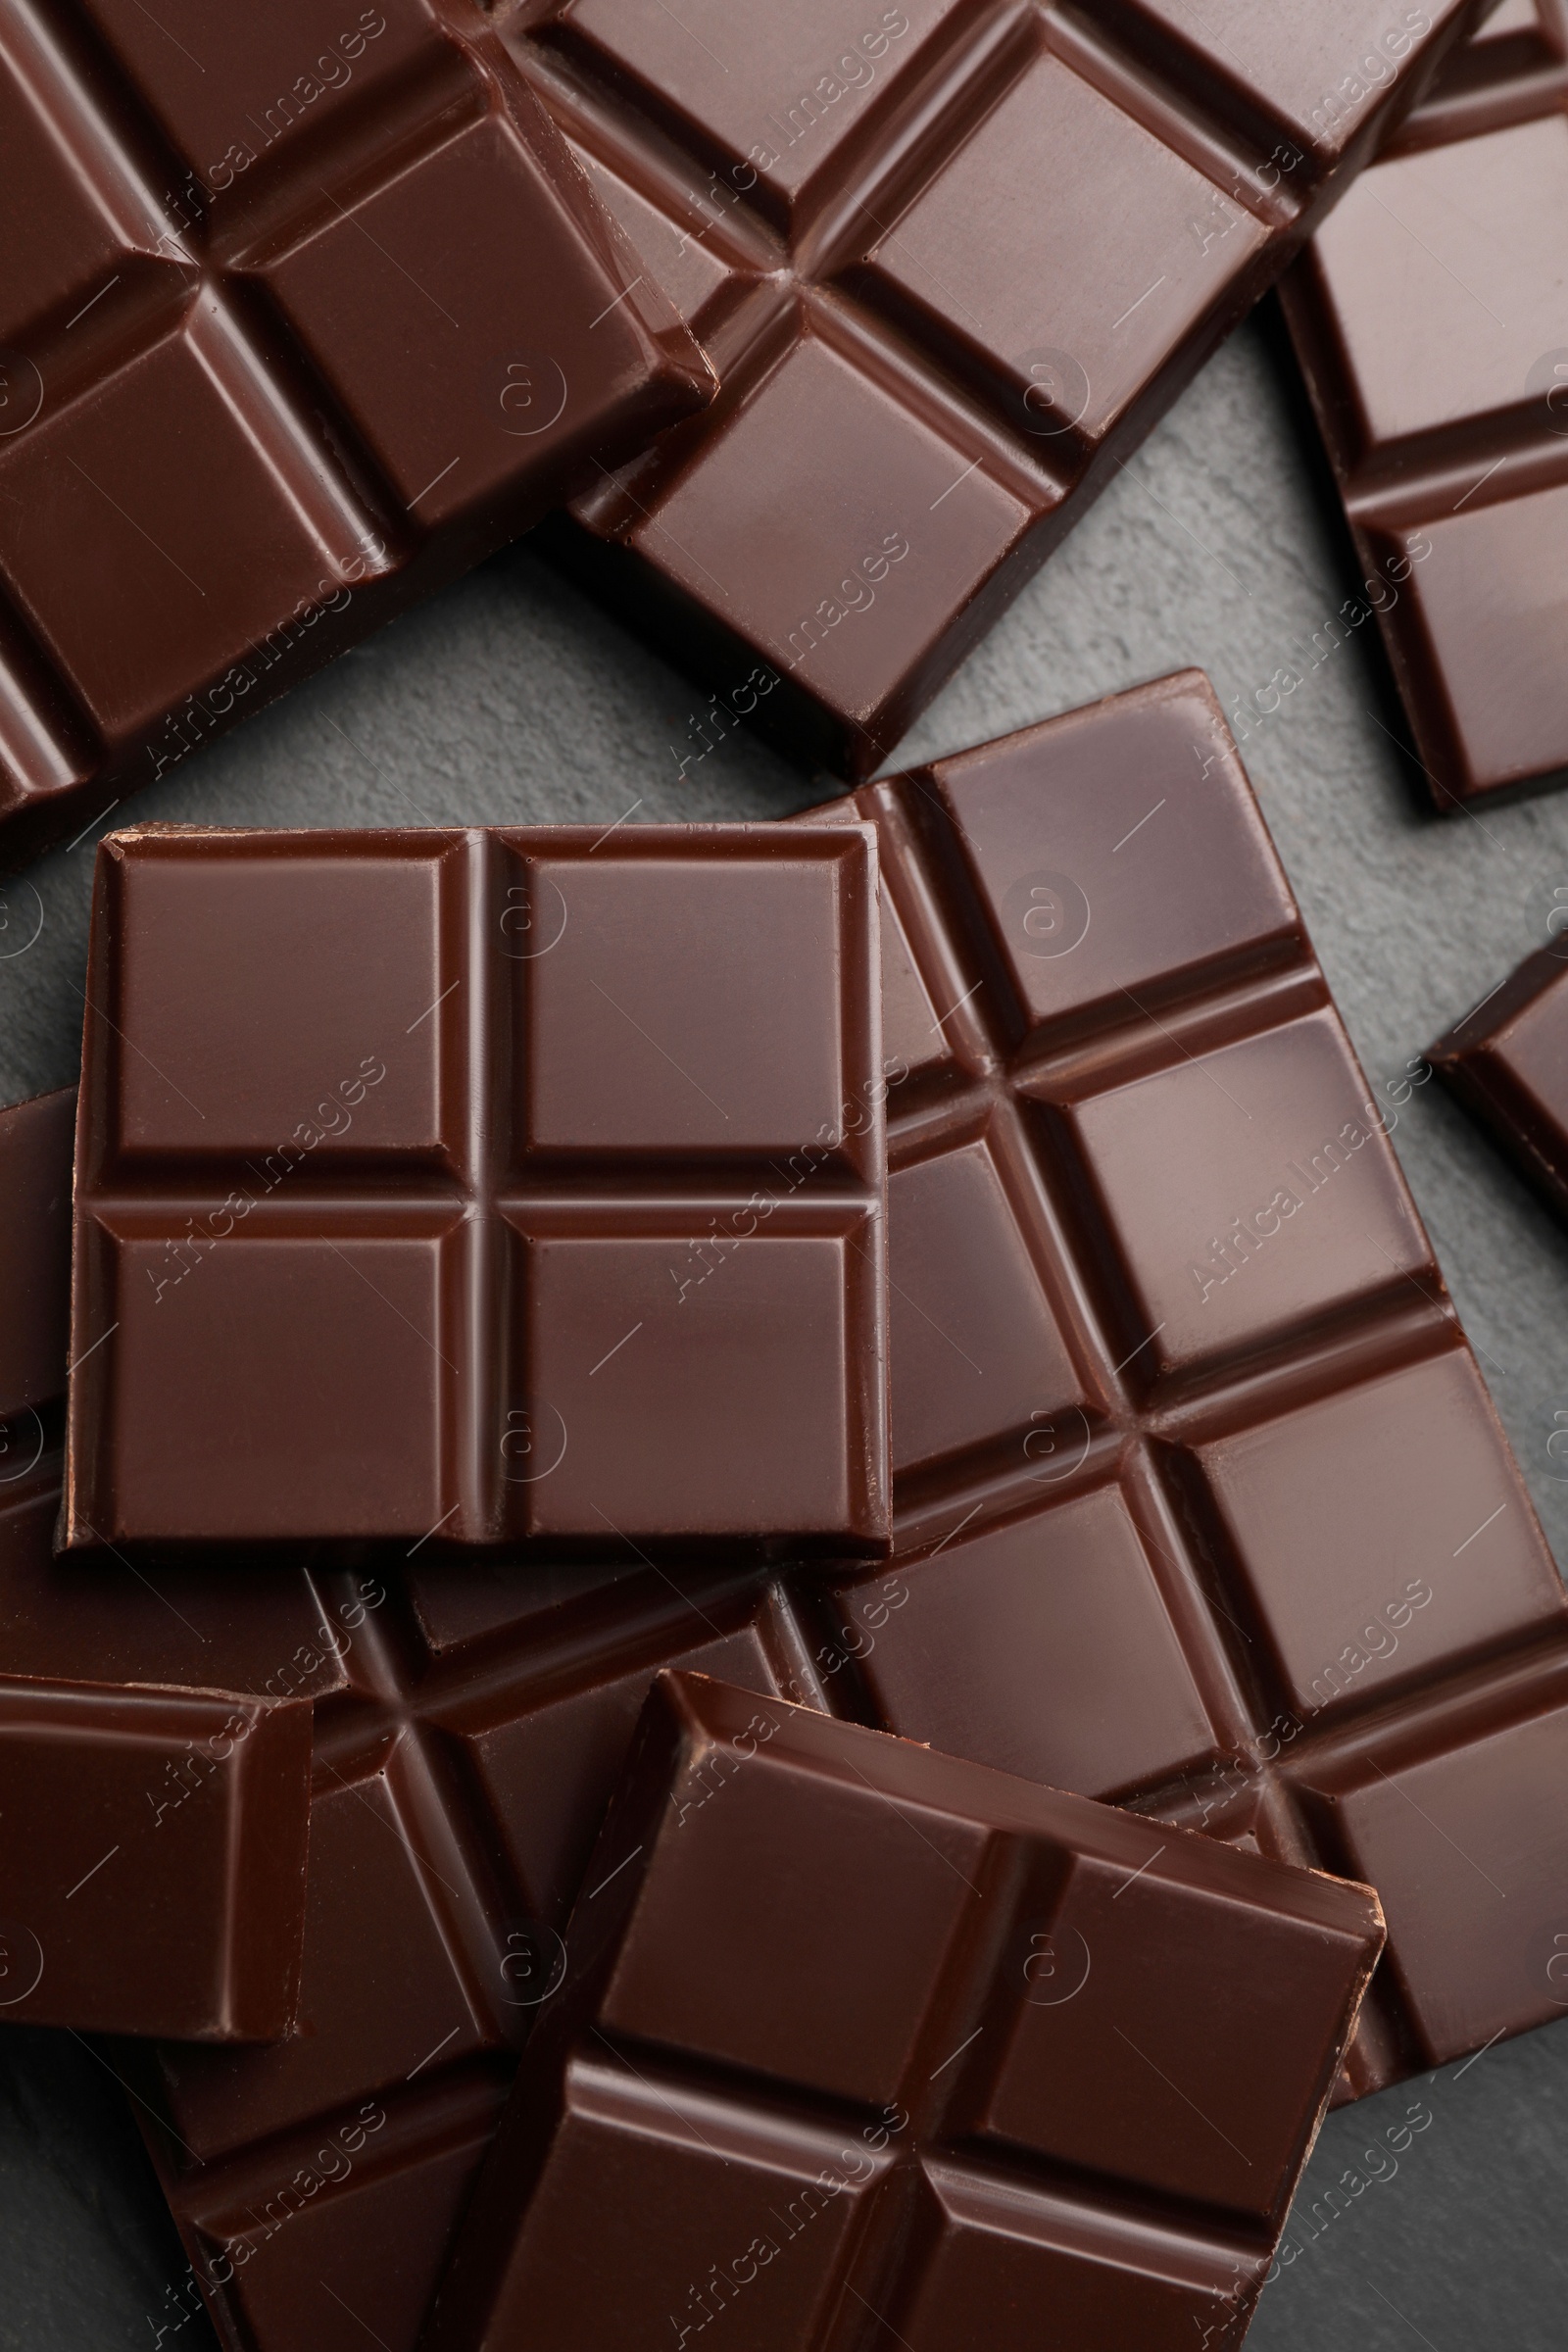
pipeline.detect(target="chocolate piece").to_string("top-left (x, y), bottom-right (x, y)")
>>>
top-left (1279, 0), bottom-right (1568, 807)
top-left (0, 2), bottom-right (710, 870)
top-left (0, 1084), bottom-right (320, 2040)
top-left (66, 821), bottom-right (890, 1555)
top-left (0, 1676), bottom-right (312, 2041)
top-left (0, 1086), bottom-right (74, 1424)
top-left (1428, 942), bottom-right (1568, 1213)
top-left (109, 691), bottom-right (1565, 2351)
top-left (797, 672), bottom-right (1568, 2100)
top-left (505, 0), bottom-right (1486, 778)
top-left (426, 1670), bottom-right (1385, 2352)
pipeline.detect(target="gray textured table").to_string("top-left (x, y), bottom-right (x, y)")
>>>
top-left (2, 303), bottom-right (1565, 2350)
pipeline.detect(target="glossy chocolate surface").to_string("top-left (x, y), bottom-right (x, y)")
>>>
top-left (427, 1671), bottom-right (1384, 2352)
top-left (1281, 0), bottom-right (1568, 806)
top-left (0, 1087), bottom-right (323, 2041)
top-left (798, 673), bottom-right (1568, 2103)
top-left (0, 0), bottom-right (710, 870)
top-left (66, 821), bottom-right (890, 1554)
top-left (1429, 941), bottom-right (1568, 1212)
top-left (505, 0), bottom-right (1484, 778)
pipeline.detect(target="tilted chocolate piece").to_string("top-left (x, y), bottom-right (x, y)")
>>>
top-left (1280, 0), bottom-right (1568, 807)
top-left (796, 672), bottom-right (1568, 2099)
top-left (0, 1087), bottom-right (319, 2040)
top-left (0, 0), bottom-right (710, 868)
top-left (426, 1671), bottom-right (1385, 2352)
top-left (505, 0), bottom-right (1486, 778)
top-left (1428, 941), bottom-right (1568, 1213)
top-left (65, 821), bottom-right (890, 1554)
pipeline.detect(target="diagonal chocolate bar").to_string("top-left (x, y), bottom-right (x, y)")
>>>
top-left (426, 1670), bottom-right (1385, 2352)
top-left (0, 0), bottom-right (710, 869)
top-left (797, 672), bottom-right (1568, 2101)
top-left (504, 0), bottom-right (1488, 778)
top-left (0, 1089), bottom-right (318, 2041)
top-left (1428, 940), bottom-right (1568, 1214)
top-left (65, 820), bottom-right (890, 1556)
top-left (1279, 0), bottom-right (1568, 807)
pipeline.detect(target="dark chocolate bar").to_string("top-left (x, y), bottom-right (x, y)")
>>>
top-left (797, 673), bottom-right (1568, 2102)
top-left (0, 0), bottom-right (710, 869)
top-left (0, 1089), bottom-right (318, 2041)
top-left (65, 820), bottom-right (890, 1555)
top-left (1428, 940), bottom-right (1568, 1213)
top-left (427, 1670), bottom-right (1385, 2352)
top-left (1279, 0), bottom-right (1568, 807)
top-left (501, 0), bottom-right (1487, 778)
top-left (102, 677), bottom-right (1568, 2352)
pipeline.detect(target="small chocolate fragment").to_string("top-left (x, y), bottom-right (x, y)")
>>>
top-left (1280, 0), bottom-right (1568, 807)
top-left (798, 672), bottom-right (1568, 2098)
top-left (426, 1671), bottom-right (1384, 2352)
top-left (66, 821), bottom-right (890, 1555)
top-left (509, 0), bottom-right (1487, 778)
top-left (0, 1), bottom-right (711, 868)
top-left (1429, 942), bottom-right (1568, 1213)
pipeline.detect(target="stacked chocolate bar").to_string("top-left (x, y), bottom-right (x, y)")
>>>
top-left (3, 5), bottom-right (1566, 2351)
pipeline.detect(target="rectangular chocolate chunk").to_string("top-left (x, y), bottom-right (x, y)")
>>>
top-left (65, 821), bottom-right (890, 1554)
top-left (507, 0), bottom-right (1487, 778)
top-left (796, 671), bottom-right (1568, 2099)
top-left (426, 1670), bottom-right (1384, 2352)
top-left (1429, 941), bottom-right (1568, 1212)
top-left (1279, 0), bottom-right (1568, 806)
top-left (0, 0), bottom-right (710, 867)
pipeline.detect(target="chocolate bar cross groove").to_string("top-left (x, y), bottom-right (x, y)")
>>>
top-left (510, 0), bottom-right (1486, 777)
top-left (65, 819), bottom-right (890, 1554)
top-left (0, 0), bottom-right (710, 867)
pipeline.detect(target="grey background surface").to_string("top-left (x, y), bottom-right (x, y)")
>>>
top-left (2, 302), bottom-right (1566, 2349)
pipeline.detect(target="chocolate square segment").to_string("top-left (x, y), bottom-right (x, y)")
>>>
top-left (424, 1673), bottom-right (1383, 2352)
top-left (68, 822), bottom-right (890, 1554)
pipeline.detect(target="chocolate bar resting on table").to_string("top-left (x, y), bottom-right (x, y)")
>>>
top-left (1429, 939), bottom-right (1568, 1215)
top-left (109, 683), bottom-right (1568, 2352)
top-left (1279, 0), bottom-right (1568, 807)
top-left (64, 820), bottom-right (890, 1557)
top-left (506, 0), bottom-right (1489, 779)
top-left (426, 1671), bottom-right (1385, 2352)
top-left (0, 1088), bottom-right (316, 2041)
top-left (798, 669), bottom-right (1568, 2102)
top-left (0, 0), bottom-right (711, 869)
